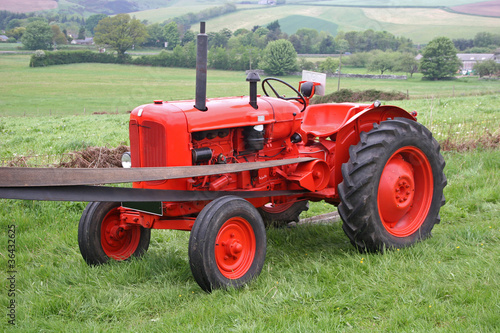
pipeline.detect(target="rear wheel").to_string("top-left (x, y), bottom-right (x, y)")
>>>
top-left (78, 202), bottom-right (151, 265)
top-left (189, 196), bottom-right (266, 292)
top-left (338, 118), bottom-right (446, 252)
top-left (258, 200), bottom-right (309, 227)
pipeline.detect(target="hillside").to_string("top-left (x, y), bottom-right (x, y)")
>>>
top-left (1, 0), bottom-right (499, 43)
top-left (0, 0), bottom-right (57, 13)
top-left (0, 0), bottom-right (174, 16)
top-left (128, 0), bottom-right (500, 43)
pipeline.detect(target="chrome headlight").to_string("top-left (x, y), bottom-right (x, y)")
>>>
top-left (121, 152), bottom-right (131, 168)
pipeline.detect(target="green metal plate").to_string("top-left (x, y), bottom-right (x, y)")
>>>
top-left (122, 201), bottom-right (163, 216)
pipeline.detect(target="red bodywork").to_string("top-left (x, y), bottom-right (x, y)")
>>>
top-left (121, 91), bottom-right (414, 231)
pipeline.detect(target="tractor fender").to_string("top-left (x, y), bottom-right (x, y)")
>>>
top-left (332, 105), bottom-right (416, 188)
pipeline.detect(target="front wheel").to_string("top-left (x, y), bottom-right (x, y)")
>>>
top-left (78, 202), bottom-right (151, 265)
top-left (338, 118), bottom-right (446, 252)
top-left (188, 196), bottom-right (267, 292)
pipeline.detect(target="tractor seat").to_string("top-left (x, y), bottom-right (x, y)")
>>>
top-left (301, 103), bottom-right (361, 137)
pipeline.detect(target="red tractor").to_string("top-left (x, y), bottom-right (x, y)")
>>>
top-left (1, 23), bottom-right (446, 292)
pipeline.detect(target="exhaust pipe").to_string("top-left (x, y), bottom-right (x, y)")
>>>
top-left (194, 22), bottom-right (208, 111)
top-left (246, 71), bottom-right (260, 109)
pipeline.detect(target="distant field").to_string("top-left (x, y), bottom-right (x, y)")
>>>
top-left (195, 5), bottom-right (500, 43)
top-left (0, 0), bottom-right (57, 13)
top-left (301, 0), bottom-right (476, 5)
top-left (451, 0), bottom-right (500, 17)
top-left (125, 0), bottom-right (500, 43)
top-left (360, 7), bottom-right (500, 43)
top-left (128, 4), bottom-right (215, 24)
top-left (206, 6), bottom-right (375, 36)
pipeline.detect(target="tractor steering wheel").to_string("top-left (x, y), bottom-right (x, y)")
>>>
top-left (262, 77), bottom-right (307, 112)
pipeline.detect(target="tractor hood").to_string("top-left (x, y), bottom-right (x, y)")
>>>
top-left (131, 96), bottom-right (302, 133)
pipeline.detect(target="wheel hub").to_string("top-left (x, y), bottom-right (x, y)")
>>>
top-left (377, 147), bottom-right (434, 237)
top-left (101, 209), bottom-right (140, 260)
top-left (108, 225), bottom-right (125, 241)
top-left (379, 154), bottom-right (415, 224)
top-left (215, 217), bottom-right (256, 279)
top-left (221, 234), bottom-right (244, 260)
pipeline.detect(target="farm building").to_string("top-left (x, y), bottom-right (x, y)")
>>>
top-left (0, 35), bottom-right (8, 42)
top-left (457, 53), bottom-right (497, 73)
top-left (71, 37), bottom-right (94, 45)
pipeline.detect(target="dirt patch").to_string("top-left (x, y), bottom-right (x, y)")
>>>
top-left (0, 0), bottom-right (57, 13)
top-left (311, 89), bottom-right (407, 104)
top-left (451, 0), bottom-right (500, 18)
top-left (58, 145), bottom-right (129, 168)
top-left (440, 131), bottom-right (500, 152)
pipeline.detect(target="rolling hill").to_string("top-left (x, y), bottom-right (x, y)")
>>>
top-left (1, 0), bottom-right (499, 44)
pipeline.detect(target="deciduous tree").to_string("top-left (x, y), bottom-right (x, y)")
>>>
top-left (420, 37), bottom-right (461, 80)
top-left (368, 51), bottom-right (397, 74)
top-left (396, 52), bottom-right (419, 77)
top-left (77, 26), bottom-right (85, 39)
top-left (318, 57), bottom-right (339, 74)
top-left (145, 23), bottom-right (165, 47)
top-left (5, 26), bottom-right (25, 41)
top-left (86, 14), bottom-right (107, 35)
top-left (94, 14), bottom-right (148, 56)
top-left (21, 21), bottom-right (53, 50)
top-left (51, 25), bottom-right (67, 45)
top-left (261, 39), bottom-right (298, 76)
top-left (163, 21), bottom-right (180, 50)
top-left (473, 59), bottom-right (499, 77)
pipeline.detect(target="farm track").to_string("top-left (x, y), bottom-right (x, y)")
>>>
top-left (295, 211), bottom-right (340, 226)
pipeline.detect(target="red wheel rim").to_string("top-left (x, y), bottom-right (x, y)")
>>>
top-left (215, 217), bottom-right (256, 279)
top-left (100, 208), bottom-right (141, 260)
top-left (377, 147), bottom-right (433, 237)
top-left (261, 201), bottom-right (295, 214)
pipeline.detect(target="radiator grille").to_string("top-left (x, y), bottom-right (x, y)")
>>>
top-left (129, 120), bottom-right (167, 167)
top-left (141, 121), bottom-right (167, 167)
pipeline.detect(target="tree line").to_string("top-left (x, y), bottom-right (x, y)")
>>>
top-left (5, 9), bottom-right (499, 80)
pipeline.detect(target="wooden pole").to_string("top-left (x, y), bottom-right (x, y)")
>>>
top-left (337, 53), bottom-right (342, 91)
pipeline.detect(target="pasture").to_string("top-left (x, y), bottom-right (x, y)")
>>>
top-left (1, 54), bottom-right (500, 117)
top-left (0, 55), bottom-right (499, 331)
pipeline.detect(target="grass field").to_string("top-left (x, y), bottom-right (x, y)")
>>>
top-left (0, 55), bottom-right (499, 331)
top-left (0, 146), bottom-right (498, 332)
top-left (2, 54), bottom-right (500, 117)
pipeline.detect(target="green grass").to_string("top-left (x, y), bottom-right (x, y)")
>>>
top-left (0, 149), bottom-right (498, 331)
top-left (1, 54), bottom-right (499, 163)
top-left (0, 54), bottom-right (250, 117)
top-left (278, 14), bottom-right (339, 35)
top-left (2, 54), bottom-right (500, 117)
top-left (0, 51), bottom-right (499, 331)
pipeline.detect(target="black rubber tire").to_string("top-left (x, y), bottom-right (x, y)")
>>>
top-left (188, 196), bottom-right (267, 292)
top-left (338, 118), bottom-right (446, 253)
top-left (78, 202), bottom-right (151, 265)
top-left (258, 200), bottom-right (309, 227)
